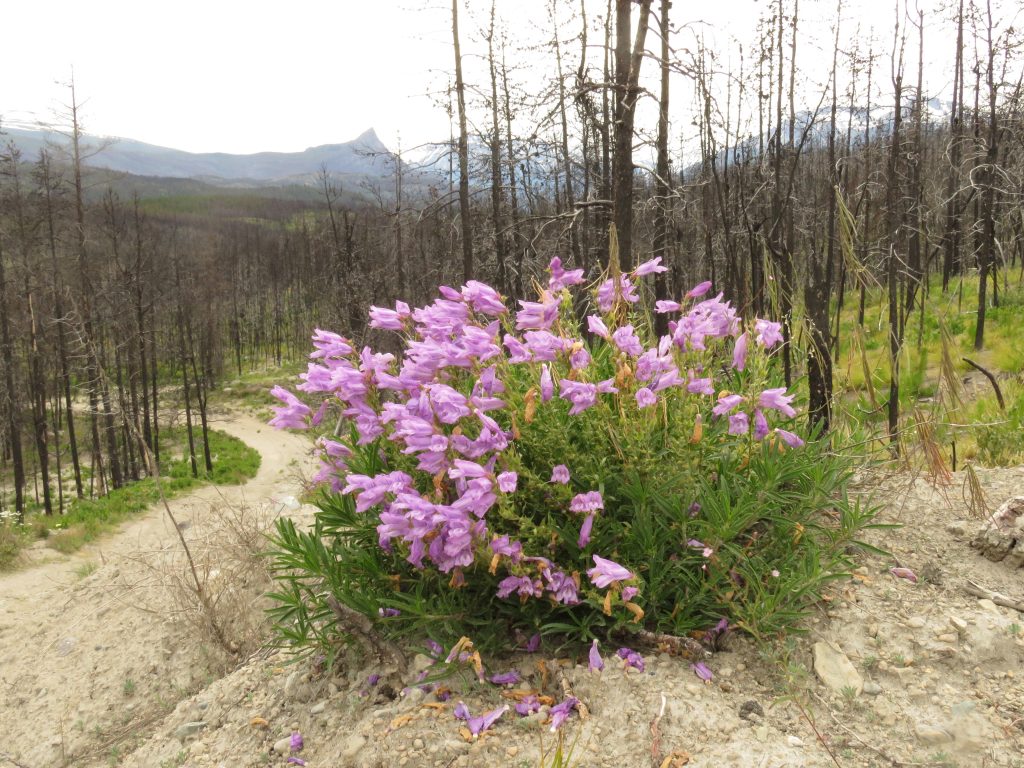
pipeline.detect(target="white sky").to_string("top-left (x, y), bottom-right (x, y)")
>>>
top-left (0, 0), bottom-right (1010, 156)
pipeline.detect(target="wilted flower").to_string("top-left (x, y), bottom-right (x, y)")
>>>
top-left (691, 662), bottom-right (713, 681)
top-left (468, 705), bottom-right (508, 735)
top-left (540, 364), bottom-right (554, 402)
top-left (754, 409), bottom-right (769, 440)
top-left (622, 585), bottom-right (639, 602)
top-left (515, 694), bottom-right (542, 715)
top-left (488, 670), bottom-right (521, 685)
top-left (286, 758), bottom-right (306, 766)
top-left (617, 647), bottom-right (645, 672)
top-left (549, 696), bottom-right (580, 731)
top-left (589, 639), bottom-right (604, 672)
top-left (378, 607), bottom-right (401, 618)
top-left (889, 566), bottom-right (917, 583)
top-left (524, 633), bottom-right (542, 653)
top-left (290, 731), bottom-right (304, 752)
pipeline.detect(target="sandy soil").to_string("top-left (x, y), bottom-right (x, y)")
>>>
top-left (0, 411), bottom-right (317, 768)
top-left (2, 418), bottom-right (1023, 768)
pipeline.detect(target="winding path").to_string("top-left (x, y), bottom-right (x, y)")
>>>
top-left (0, 411), bottom-right (316, 768)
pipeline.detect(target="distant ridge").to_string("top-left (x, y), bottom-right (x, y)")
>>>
top-left (1, 125), bottom-right (395, 186)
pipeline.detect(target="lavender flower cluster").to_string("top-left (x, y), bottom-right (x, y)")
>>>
top-left (270, 255), bottom-right (804, 622)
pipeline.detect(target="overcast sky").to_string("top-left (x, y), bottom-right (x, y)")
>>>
top-left (0, 0), bottom-right (1006, 156)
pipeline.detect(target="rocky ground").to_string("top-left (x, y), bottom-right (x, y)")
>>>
top-left (2, 418), bottom-right (1022, 768)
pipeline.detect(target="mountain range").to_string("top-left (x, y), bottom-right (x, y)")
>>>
top-left (1, 124), bottom-right (397, 187)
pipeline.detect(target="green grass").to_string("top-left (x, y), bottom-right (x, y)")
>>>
top-left (0, 427), bottom-right (260, 568)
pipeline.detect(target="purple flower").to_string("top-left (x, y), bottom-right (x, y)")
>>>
top-left (497, 575), bottom-right (542, 599)
top-left (543, 568), bottom-right (581, 604)
top-left (290, 731), bottom-right (304, 752)
top-left (497, 471), bottom-right (518, 493)
top-left (687, 376), bottom-right (714, 396)
top-left (758, 387), bottom-right (796, 418)
top-left (548, 696), bottom-right (579, 731)
top-left (516, 296), bottom-right (560, 331)
top-left (728, 412), bottom-right (749, 435)
top-left (425, 640), bottom-right (443, 658)
top-left (548, 256), bottom-right (585, 291)
top-left (689, 501), bottom-right (702, 517)
top-left (636, 387), bottom-right (657, 408)
top-left (570, 491), bottom-right (604, 514)
top-left (489, 670), bottom-right (521, 685)
top-left (754, 318), bottom-right (783, 347)
top-left (378, 607), bottom-right (401, 618)
top-left (559, 378), bottom-right (617, 415)
top-left (461, 280), bottom-right (507, 315)
top-left (622, 585), bottom-right (639, 602)
top-left (775, 428), bottom-right (805, 448)
top-left (524, 633), bottom-right (542, 653)
top-left (890, 566), bottom-right (917, 583)
top-left (611, 325), bottom-right (643, 357)
top-left (454, 702), bottom-right (471, 721)
top-left (468, 705), bottom-right (508, 736)
top-left (366, 673), bottom-right (381, 687)
top-left (490, 535), bottom-right (523, 563)
top-left (597, 275), bottom-right (639, 312)
top-left (655, 300), bottom-right (681, 314)
top-left (287, 759), bottom-right (307, 766)
top-left (550, 465), bottom-right (571, 484)
top-left (588, 639), bottom-right (604, 672)
top-left (686, 280), bottom-right (714, 299)
top-left (691, 662), bottom-right (713, 681)
top-left (587, 314), bottom-right (610, 339)
top-left (634, 256), bottom-right (668, 276)
top-left (754, 409), bottom-right (769, 440)
top-left (587, 555), bottom-right (633, 588)
top-left (369, 304), bottom-right (410, 331)
top-left (733, 332), bottom-right (748, 371)
top-left (570, 345), bottom-right (591, 370)
top-left (578, 513), bottom-right (595, 548)
top-left (712, 393), bottom-right (744, 417)
top-left (515, 694), bottom-right (541, 716)
top-left (310, 328), bottom-right (354, 359)
top-left (540, 364), bottom-right (554, 402)
top-left (269, 386), bottom-right (311, 430)
top-left (616, 647), bottom-right (645, 672)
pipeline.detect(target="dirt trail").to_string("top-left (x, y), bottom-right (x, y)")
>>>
top-left (0, 411), bottom-right (317, 768)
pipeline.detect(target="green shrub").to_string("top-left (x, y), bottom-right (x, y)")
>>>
top-left (268, 259), bottom-right (879, 657)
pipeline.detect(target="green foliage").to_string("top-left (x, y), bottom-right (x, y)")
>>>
top-left (972, 382), bottom-right (1024, 466)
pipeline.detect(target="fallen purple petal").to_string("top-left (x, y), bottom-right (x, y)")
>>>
top-left (890, 566), bottom-right (918, 583)
top-left (692, 661), bottom-right (713, 681)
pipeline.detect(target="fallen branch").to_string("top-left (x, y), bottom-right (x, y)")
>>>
top-left (633, 628), bottom-right (711, 660)
top-left (962, 358), bottom-right (1005, 412)
top-left (963, 580), bottom-right (1024, 613)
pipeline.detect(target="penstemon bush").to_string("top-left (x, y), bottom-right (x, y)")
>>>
top-left (268, 257), bottom-right (877, 655)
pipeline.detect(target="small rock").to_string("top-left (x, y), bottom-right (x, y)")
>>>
top-left (273, 736), bottom-right (291, 755)
top-left (413, 738), bottom-right (425, 750)
top-left (937, 633), bottom-right (958, 644)
top-left (506, 746), bottom-right (519, 758)
top-left (813, 641), bottom-right (863, 695)
top-left (914, 724), bottom-right (952, 745)
top-left (977, 599), bottom-right (1003, 615)
top-left (949, 615), bottom-right (968, 634)
top-left (342, 735), bottom-right (366, 758)
top-left (946, 520), bottom-right (969, 537)
top-left (174, 721), bottom-right (207, 741)
top-left (787, 735), bottom-right (804, 747)
top-left (906, 617), bottom-right (926, 629)
top-left (411, 654), bottom-right (435, 674)
top-left (863, 681), bottom-right (882, 695)
top-left (310, 701), bottom-right (327, 715)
